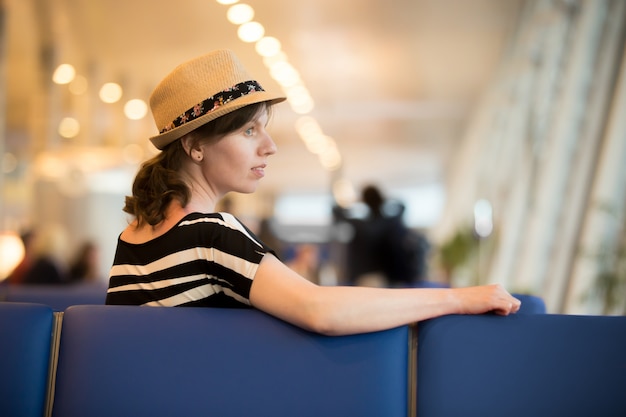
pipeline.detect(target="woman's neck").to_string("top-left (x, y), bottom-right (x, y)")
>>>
top-left (121, 200), bottom-right (197, 244)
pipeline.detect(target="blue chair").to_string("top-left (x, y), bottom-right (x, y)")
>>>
top-left (512, 293), bottom-right (547, 314)
top-left (3, 283), bottom-right (106, 311)
top-left (410, 280), bottom-right (450, 288)
top-left (416, 314), bottom-right (626, 417)
top-left (0, 302), bottom-right (55, 417)
top-left (52, 305), bottom-right (411, 417)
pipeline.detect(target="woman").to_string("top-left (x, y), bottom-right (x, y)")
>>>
top-left (106, 49), bottom-right (520, 335)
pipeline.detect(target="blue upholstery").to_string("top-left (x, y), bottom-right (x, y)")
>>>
top-left (411, 280), bottom-right (450, 288)
top-left (52, 305), bottom-right (410, 417)
top-left (0, 302), bottom-right (54, 417)
top-left (416, 314), bottom-right (626, 417)
top-left (2, 283), bottom-right (106, 311)
top-left (512, 293), bottom-right (547, 314)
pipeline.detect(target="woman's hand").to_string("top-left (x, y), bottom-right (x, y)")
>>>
top-left (452, 284), bottom-right (521, 316)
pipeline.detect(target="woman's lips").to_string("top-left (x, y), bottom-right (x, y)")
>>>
top-left (252, 164), bottom-right (266, 178)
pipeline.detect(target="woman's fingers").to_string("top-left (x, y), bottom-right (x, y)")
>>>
top-left (458, 284), bottom-right (522, 315)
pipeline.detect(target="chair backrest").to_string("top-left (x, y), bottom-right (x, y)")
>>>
top-left (2, 284), bottom-right (106, 311)
top-left (411, 280), bottom-right (450, 288)
top-left (0, 302), bottom-right (55, 417)
top-left (52, 305), bottom-right (411, 417)
top-left (416, 314), bottom-right (626, 417)
top-left (512, 293), bottom-right (547, 314)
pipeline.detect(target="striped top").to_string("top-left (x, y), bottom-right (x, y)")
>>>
top-left (106, 212), bottom-right (274, 308)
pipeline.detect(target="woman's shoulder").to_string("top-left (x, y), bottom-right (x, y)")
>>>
top-left (118, 211), bottom-right (213, 245)
top-left (177, 211), bottom-right (242, 228)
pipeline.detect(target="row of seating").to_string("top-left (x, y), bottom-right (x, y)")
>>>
top-left (0, 283), bottom-right (107, 311)
top-left (2, 299), bottom-right (626, 417)
top-left (0, 282), bottom-right (548, 313)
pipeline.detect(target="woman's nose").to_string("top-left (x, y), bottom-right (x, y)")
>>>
top-left (261, 133), bottom-right (278, 156)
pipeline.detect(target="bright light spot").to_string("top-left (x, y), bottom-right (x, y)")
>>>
top-left (295, 116), bottom-right (323, 139)
top-left (52, 64), bottom-right (76, 85)
top-left (227, 4), bottom-right (254, 24)
top-left (124, 99), bottom-right (148, 120)
top-left (394, 185), bottom-right (446, 228)
top-left (256, 37), bottom-right (281, 57)
top-left (319, 143), bottom-right (342, 171)
top-left (87, 168), bottom-right (135, 194)
top-left (286, 85), bottom-right (314, 114)
top-left (99, 82), bottom-right (123, 103)
top-left (0, 232), bottom-right (25, 280)
top-left (332, 178), bottom-right (357, 207)
top-left (474, 199), bottom-right (494, 237)
top-left (216, 0), bottom-right (238, 4)
top-left (263, 51), bottom-right (287, 68)
top-left (270, 61), bottom-right (300, 87)
top-left (304, 134), bottom-right (332, 155)
top-left (34, 154), bottom-right (68, 180)
top-left (58, 117), bottom-right (80, 138)
top-left (275, 194), bottom-right (333, 226)
top-left (238, 21), bottom-right (264, 42)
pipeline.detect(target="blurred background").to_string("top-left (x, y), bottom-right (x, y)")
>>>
top-left (0, 0), bottom-right (624, 314)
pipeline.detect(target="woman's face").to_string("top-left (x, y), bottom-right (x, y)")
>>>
top-left (198, 108), bottom-right (277, 196)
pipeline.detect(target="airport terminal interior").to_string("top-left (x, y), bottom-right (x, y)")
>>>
top-left (0, 0), bottom-right (625, 315)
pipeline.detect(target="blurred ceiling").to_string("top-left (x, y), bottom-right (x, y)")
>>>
top-left (4, 0), bottom-right (524, 195)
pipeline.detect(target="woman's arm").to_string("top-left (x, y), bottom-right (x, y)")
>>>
top-left (249, 253), bottom-right (521, 336)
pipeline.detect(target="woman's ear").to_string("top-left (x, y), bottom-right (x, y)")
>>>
top-left (180, 135), bottom-right (193, 154)
top-left (181, 136), bottom-right (204, 163)
top-left (192, 149), bottom-right (204, 163)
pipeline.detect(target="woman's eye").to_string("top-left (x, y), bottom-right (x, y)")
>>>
top-left (245, 127), bottom-right (254, 136)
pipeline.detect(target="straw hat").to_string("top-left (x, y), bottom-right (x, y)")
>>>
top-left (149, 49), bottom-right (286, 150)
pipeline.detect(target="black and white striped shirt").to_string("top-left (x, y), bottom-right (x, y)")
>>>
top-left (106, 212), bottom-right (273, 308)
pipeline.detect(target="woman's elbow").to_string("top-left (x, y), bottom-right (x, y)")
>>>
top-left (298, 301), bottom-right (346, 336)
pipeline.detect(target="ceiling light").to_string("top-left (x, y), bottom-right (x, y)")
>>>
top-left (263, 52), bottom-right (288, 70)
top-left (286, 85), bottom-right (314, 114)
top-left (332, 178), bottom-right (356, 207)
top-left (291, 99), bottom-right (314, 114)
top-left (319, 146), bottom-right (342, 171)
top-left (269, 61), bottom-right (300, 87)
top-left (52, 64), bottom-right (76, 85)
top-left (124, 99), bottom-right (148, 120)
top-left (295, 116), bottom-right (323, 139)
top-left (227, 4), bottom-right (254, 24)
top-left (237, 21), bottom-right (264, 43)
top-left (256, 37), bottom-right (281, 57)
top-left (58, 117), bottom-right (80, 138)
top-left (216, 0), bottom-right (238, 4)
top-left (303, 134), bottom-right (332, 155)
top-left (99, 82), bottom-right (123, 103)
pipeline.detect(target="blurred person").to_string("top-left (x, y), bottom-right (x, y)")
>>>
top-left (105, 49), bottom-right (520, 336)
top-left (285, 243), bottom-right (321, 283)
top-left (69, 241), bottom-right (101, 283)
top-left (256, 216), bottom-right (284, 258)
top-left (333, 184), bottom-right (429, 287)
top-left (22, 224), bottom-right (70, 285)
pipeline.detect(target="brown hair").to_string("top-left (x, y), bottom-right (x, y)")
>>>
top-left (124, 102), bottom-right (269, 227)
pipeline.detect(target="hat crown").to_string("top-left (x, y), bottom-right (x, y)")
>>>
top-left (147, 49), bottom-right (285, 150)
top-left (149, 49), bottom-right (253, 133)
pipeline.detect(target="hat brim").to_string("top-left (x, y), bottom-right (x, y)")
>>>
top-left (149, 91), bottom-right (286, 150)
